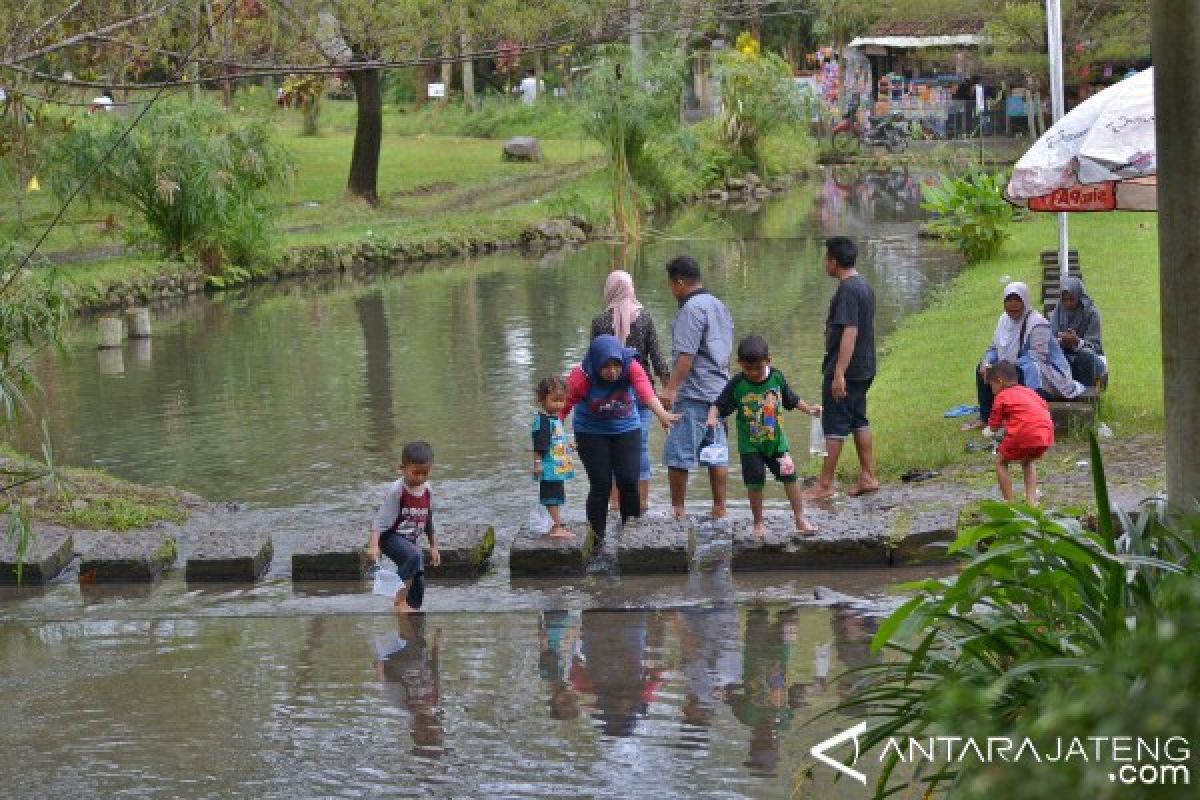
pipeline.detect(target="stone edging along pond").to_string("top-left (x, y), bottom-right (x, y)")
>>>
top-left (60, 172), bottom-right (804, 314)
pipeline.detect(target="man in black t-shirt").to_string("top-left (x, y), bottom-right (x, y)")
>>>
top-left (805, 237), bottom-right (880, 500)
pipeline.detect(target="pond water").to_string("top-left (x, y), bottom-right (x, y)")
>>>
top-left (2, 169), bottom-right (953, 797)
top-left (22, 167), bottom-right (947, 517)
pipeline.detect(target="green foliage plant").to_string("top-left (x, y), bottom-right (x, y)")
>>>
top-left (820, 433), bottom-right (1197, 798)
top-left (47, 99), bottom-right (292, 272)
top-left (714, 37), bottom-right (802, 175)
top-left (921, 171), bottom-right (1016, 263)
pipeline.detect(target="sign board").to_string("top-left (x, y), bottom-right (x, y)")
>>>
top-left (1028, 182), bottom-right (1117, 212)
top-left (427, 83), bottom-right (445, 98)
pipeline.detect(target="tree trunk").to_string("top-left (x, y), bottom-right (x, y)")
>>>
top-left (629, 0), bottom-right (644, 79)
top-left (1152, 6), bottom-right (1200, 510)
top-left (461, 32), bottom-right (476, 112)
top-left (347, 69), bottom-right (383, 206)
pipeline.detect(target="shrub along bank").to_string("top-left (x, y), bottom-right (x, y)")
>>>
top-left (867, 212), bottom-right (1161, 480)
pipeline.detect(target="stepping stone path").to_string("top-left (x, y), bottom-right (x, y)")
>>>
top-left (430, 524), bottom-right (496, 579)
top-left (510, 523), bottom-right (591, 577)
top-left (892, 509), bottom-right (960, 565)
top-left (730, 514), bottom-right (890, 570)
top-left (616, 517), bottom-right (690, 574)
top-left (79, 531), bottom-right (178, 583)
top-left (292, 527), bottom-right (367, 580)
top-left (0, 525), bottom-right (74, 584)
top-left (185, 531), bottom-right (273, 582)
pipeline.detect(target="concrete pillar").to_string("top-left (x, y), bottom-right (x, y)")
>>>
top-left (126, 307), bottom-right (152, 338)
top-left (1153, 5), bottom-right (1200, 510)
top-left (97, 316), bottom-right (124, 349)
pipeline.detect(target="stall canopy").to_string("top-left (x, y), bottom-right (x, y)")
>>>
top-left (849, 34), bottom-right (985, 49)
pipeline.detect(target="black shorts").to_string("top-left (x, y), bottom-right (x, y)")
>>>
top-left (740, 451), bottom-right (798, 488)
top-left (821, 376), bottom-right (873, 439)
top-left (539, 480), bottom-right (566, 507)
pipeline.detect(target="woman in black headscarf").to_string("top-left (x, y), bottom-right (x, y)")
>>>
top-left (1050, 276), bottom-right (1107, 388)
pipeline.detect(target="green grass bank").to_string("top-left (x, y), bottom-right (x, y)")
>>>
top-left (869, 212), bottom-right (1161, 479)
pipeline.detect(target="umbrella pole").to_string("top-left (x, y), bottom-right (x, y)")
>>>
top-left (1046, 0), bottom-right (1069, 285)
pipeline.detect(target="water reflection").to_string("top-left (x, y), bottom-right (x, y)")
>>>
top-left (0, 602), bottom-right (890, 798)
top-left (354, 290), bottom-right (396, 455)
top-left (377, 614), bottom-right (444, 757)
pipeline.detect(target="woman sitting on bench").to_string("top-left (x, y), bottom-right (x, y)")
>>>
top-left (1050, 277), bottom-right (1108, 388)
top-left (964, 282), bottom-right (1084, 431)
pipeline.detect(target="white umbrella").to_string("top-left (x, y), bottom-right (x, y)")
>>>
top-left (1006, 67), bottom-right (1156, 211)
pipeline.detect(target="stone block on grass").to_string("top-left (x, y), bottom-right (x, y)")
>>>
top-left (185, 531), bottom-right (274, 582)
top-left (291, 528), bottom-right (367, 580)
top-left (0, 525), bottom-right (74, 585)
top-left (616, 518), bottom-right (690, 574)
top-left (509, 524), bottom-right (591, 578)
top-left (78, 531), bottom-right (177, 583)
top-left (892, 509), bottom-right (960, 565)
top-left (431, 524), bottom-right (495, 579)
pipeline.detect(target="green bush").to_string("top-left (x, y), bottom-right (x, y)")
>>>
top-left (825, 436), bottom-right (1198, 799)
top-left (921, 171), bottom-right (1016, 263)
top-left (47, 99), bottom-right (292, 271)
top-left (714, 42), bottom-right (803, 173)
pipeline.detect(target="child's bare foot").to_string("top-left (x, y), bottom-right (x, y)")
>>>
top-left (795, 515), bottom-right (817, 534)
top-left (752, 522), bottom-right (767, 539)
top-left (547, 524), bottom-right (575, 540)
top-left (672, 505), bottom-right (687, 520)
top-left (710, 504), bottom-right (727, 520)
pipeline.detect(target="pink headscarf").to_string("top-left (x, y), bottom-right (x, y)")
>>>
top-left (604, 270), bottom-right (642, 346)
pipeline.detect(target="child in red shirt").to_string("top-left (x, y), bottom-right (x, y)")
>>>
top-left (986, 360), bottom-right (1055, 504)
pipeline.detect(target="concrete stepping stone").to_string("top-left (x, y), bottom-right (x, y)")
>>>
top-left (78, 531), bottom-right (177, 582)
top-left (731, 515), bottom-right (890, 570)
top-left (185, 531), bottom-right (273, 582)
top-left (509, 523), bottom-right (591, 577)
top-left (0, 525), bottom-right (74, 584)
top-left (615, 517), bottom-right (690, 574)
top-left (431, 524), bottom-right (496, 579)
top-left (291, 527), bottom-right (367, 580)
top-left (891, 508), bottom-right (961, 565)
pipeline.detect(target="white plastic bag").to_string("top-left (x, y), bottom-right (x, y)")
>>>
top-left (371, 567), bottom-right (404, 598)
top-left (529, 502), bottom-right (553, 535)
top-left (698, 443), bottom-right (728, 466)
top-left (808, 415), bottom-right (828, 457)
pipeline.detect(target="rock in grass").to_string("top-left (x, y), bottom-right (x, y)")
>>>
top-left (502, 136), bottom-right (543, 162)
top-left (430, 524), bottom-right (495, 579)
top-left (78, 531), bottom-right (177, 582)
top-left (509, 523), bottom-right (591, 577)
top-left (185, 531), bottom-right (273, 582)
top-left (0, 525), bottom-right (74, 585)
top-left (291, 527), bottom-right (367, 580)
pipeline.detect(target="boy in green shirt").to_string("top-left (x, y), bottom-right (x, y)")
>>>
top-left (707, 335), bottom-right (820, 537)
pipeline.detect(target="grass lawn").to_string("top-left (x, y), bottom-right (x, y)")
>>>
top-left (2, 96), bottom-right (603, 258)
top-left (868, 211), bottom-right (1161, 479)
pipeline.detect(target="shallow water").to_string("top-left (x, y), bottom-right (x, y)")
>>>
top-left (0, 603), bottom-right (888, 798)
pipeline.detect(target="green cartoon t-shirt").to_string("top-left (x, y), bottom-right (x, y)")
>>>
top-left (713, 368), bottom-right (802, 456)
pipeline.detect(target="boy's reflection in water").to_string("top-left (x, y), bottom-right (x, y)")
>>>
top-left (538, 610), bottom-right (581, 720)
top-left (725, 606), bottom-right (801, 775)
top-left (377, 614), bottom-right (445, 757)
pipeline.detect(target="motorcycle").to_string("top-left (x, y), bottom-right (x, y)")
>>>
top-left (830, 101), bottom-right (909, 155)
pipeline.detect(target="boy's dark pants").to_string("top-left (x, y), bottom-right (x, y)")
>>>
top-left (379, 532), bottom-right (425, 608)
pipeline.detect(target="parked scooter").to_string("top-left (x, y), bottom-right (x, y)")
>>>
top-left (830, 99), bottom-right (909, 155)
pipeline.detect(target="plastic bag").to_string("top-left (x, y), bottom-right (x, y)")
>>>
top-left (808, 415), bottom-right (828, 457)
top-left (371, 567), bottom-right (404, 598)
top-left (529, 502), bottom-right (553, 535)
top-left (698, 443), bottom-right (728, 466)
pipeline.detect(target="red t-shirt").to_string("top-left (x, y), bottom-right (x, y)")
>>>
top-left (988, 385), bottom-right (1054, 449)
